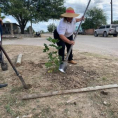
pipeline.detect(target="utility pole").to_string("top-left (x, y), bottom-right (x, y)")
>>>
top-left (111, 0), bottom-right (113, 24)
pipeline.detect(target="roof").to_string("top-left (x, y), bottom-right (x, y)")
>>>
top-left (3, 23), bottom-right (19, 26)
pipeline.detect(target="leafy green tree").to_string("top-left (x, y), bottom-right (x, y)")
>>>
top-left (5, 21), bottom-right (11, 23)
top-left (82, 7), bottom-right (107, 29)
top-left (0, 0), bottom-right (65, 34)
top-left (47, 23), bottom-right (56, 32)
top-left (37, 0), bottom-right (66, 20)
top-left (0, 8), bottom-right (5, 19)
top-left (112, 20), bottom-right (118, 24)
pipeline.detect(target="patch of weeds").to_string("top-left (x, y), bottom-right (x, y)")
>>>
top-left (39, 106), bottom-right (55, 118)
top-left (4, 104), bottom-right (15, 116)
top-left (2, 95), bottom-right (19, 116)
top-left (36, 100), bottom-right (40, 103)
top-left (32, 108), bottom-right (36, 111)
top-left (102, 77), bottom-right (107, 81)
top-left (43, 37), bottom-right (62, 72)
top-left (63, 108), bottom-right (69, 116)
top-left (4, 95), bottom-right (21, 117)
top-left (89, 93), bottom-right (104, 106)
top-left (10, 87), bottom-right (23, 94)
top-left (108, 110), bottom-right (116, 118)
top-left (5, 95), bottom-right (17, 106)
top-left (16, 101), bottom-right (26, 107)
top-left (57, 102), bottom-right (64, 107)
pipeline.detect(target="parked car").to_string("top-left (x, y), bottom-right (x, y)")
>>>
top-left (94, 24), bottom-right (118, 37)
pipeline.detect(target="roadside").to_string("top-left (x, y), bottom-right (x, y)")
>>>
top-left (2, 35), bottom-right (118, 58)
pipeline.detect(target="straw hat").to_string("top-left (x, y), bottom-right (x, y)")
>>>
top-left (61, 7), bottom-right (79, 18)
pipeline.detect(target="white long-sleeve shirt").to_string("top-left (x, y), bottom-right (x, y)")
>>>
top-left (57, 18), bottom-right (76, 37)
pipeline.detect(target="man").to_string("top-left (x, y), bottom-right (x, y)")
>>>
top-left (53, 7), bottom-right (84, 64)
top-left (0, 18), bottom-right (8, 88)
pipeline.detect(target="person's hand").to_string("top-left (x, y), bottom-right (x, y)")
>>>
top-left (69, 40), bottom-right (75, 45)
top-left (76, 17), bottom-right (84, 22)
top-left (80, 16), bottom-right (84, 21)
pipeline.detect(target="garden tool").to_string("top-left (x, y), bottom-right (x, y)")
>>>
top-left (0, 27), bottom-right (29, 89)
top-left (59, 0), bottom-right (91, 73)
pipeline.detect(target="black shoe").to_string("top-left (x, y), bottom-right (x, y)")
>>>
top-left (0, 84), bottom-right (8, 88)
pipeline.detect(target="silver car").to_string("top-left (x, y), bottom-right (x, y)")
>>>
top-left (94, 24), bottom-right (118, 37)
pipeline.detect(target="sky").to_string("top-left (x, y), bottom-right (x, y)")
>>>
top-left (2, 0), bottom-right (118, 32)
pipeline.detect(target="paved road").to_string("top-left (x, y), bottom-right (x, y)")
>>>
top-left (3, 35), bottom-right (118, 57)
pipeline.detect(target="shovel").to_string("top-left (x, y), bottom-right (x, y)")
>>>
top-left (0, 28), bottom-right (30, 89)
top-left (59, 0), bottom-right (91, 73)
top-left (0, 28), bottom-right (8, 71)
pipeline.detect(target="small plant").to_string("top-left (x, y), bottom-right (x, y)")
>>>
top-left (43, 37), bottom-right (62, 72)
top-left (102, 77), bottom-right (107, 81)
top-left (5, 104), bottom-right (14, 116)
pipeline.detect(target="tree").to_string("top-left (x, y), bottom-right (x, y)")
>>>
top-left (0, 0), bottom-right (65, 34)
top-left (37, 0), bottom-right (66, 20)
top-left (82, 7), bottom-right (107, 29)
top-left (0, 8), bottom-right (5, 19)
top-left (112, 20), bottom-right (118, 24)
top-left (5, 21), bottom-right (11, 23)
top-left (47, 23), bottom-right (56, 32)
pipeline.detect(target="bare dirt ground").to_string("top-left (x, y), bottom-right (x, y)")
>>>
top-left (0, 45), bottom-right (118, 118)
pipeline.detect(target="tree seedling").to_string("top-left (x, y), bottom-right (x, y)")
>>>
top-left (43, 37), bottom-right (62, 72)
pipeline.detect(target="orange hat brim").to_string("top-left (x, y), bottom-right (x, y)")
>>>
top-left (61, 13), bottom-right (79, 18)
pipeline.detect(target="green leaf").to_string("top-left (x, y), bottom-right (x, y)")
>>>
top-left (49, 44), bottom-right (58, 48)
top-left (43, 43), bottom-right (49, 52)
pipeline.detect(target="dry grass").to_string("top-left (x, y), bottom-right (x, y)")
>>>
top-left (0, 45), bottom-right (118, 118)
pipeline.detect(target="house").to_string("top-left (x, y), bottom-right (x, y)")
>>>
top-left (2, 23), bottom-right (33, 38)
top-left (2, 23), bottom-right (20, 35)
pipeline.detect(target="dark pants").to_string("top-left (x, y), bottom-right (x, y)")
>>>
top-left (0, 25), bottom-right (2, 62)
top-left (53, 29), bottom-right (73, 61)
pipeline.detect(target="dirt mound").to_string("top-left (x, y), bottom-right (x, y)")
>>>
top-left (44, 65), bottom-right (99, 90)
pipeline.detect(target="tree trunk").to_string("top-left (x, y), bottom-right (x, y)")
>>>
top-left (20, 25), bottom-right (25, 34)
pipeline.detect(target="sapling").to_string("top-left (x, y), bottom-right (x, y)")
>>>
top-left (43, 37), bottom-right (62, 72)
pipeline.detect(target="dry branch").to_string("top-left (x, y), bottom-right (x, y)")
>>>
top-left (22, 84), bottom-right (118, 100)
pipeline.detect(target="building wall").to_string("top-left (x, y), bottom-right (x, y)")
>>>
top-left (85, 29), bottom-right (94, 35)
top-left (2, 23), bottom-right (20, 35)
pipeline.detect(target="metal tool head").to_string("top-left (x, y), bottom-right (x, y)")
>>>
top-left (59, 61), bottom-right (68, 73)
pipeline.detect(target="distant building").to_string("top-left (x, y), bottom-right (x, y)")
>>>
top-left (75, 25), bottom-right (83, 32)
top-left (2, 23), bottom-right (33, 38)
top-left (2, 23), bottom-right (20, 35)
top-left (75, 24), bottom-right (85, 35)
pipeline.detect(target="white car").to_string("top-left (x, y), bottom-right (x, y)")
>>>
top-left (94, 24), bottom-right (118, 37)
